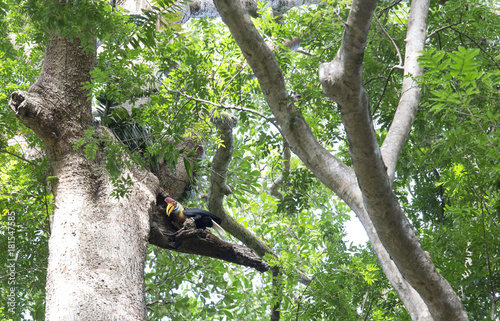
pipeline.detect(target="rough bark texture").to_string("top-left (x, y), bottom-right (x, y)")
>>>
top-left (158, 137), bottom-right (204, 199)
top-left (180, 0), bottom-right (321, 22)
top-left (149, 200), bottom-right (270, 272)
top-left (10, 35), bottom-right (155, 321)
top-left (206, 113), bottom-right (275, 257)
top-left (9, 33), bottom-right (273, 320)
top-left (213, 0), bottom-right (468, 318)
top-left (206, 112), bottom-right (311, 285)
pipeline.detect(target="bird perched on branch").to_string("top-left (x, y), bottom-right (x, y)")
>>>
top-left (165, 197), bottom-right (225, 239)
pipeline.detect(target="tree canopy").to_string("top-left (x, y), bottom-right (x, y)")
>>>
top-left (0, 0), bottom-right (499, 320)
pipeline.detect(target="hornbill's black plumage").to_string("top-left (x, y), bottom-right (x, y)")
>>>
top-left (165, 197), bottom-right (224, 238)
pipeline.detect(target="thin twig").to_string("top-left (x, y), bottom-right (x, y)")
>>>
top-left (467, 170), bottom-right (497, 307)
top-left (450, 82), bottom-right (500, 157)
top-left (270, 142), bottom-right (290, 200)
top-left (173, 91), bottom-right (284, 137)
top-left (318, 38), bottom-right (342, 61)
top-left (295, 271), bottom-right (320, 321)
top-left (363, 76), bottom-right (388, 86)
top-left (0, 149), bottom-right (38, 166)
top-left (220, 63), bottom-right (246, 103)
top-left (370, 14), bottom-right (405, 115)
top-left (371, 66), bottom-right (403, 115)
top-left (295, 49), bottom-right (314, 56)
top-left (426, 22), bottom-right (462, 39)
top-left (377, 0), bottom-right (403, 16)
top-left (334, 5), bottom-right (347, 27)
top-left (374, 15), bottom-right (402, 67)
top-left (362, 293), bottom-right (375, 320)
top-left (450, 27), bottom-right (500, 70)
top-left (465, 107), bottom-right (500, 157)
top-left (210, 50), bottom-right (226, 90)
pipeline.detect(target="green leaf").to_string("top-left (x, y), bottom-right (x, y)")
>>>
top-left (183, 157), bottom-right (192, 180)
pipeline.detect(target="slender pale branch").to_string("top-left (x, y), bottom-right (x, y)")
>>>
top-left (380, 0), bottom-right (429, 181)
top-left (320, 0), bottom-right (468, 318)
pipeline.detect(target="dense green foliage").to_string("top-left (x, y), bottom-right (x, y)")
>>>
top-left (0, 0), bottom-right (498, 320)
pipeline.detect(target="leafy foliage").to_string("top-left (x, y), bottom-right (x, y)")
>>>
top-left (0, 152), bottom-right (50, 321)
top-left (396, 3), bottom-right (500, 316)
top-left (1, 0), bottom-right (499, 319)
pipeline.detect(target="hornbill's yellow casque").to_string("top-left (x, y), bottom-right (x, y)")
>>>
top-left (165, 197), bottom-right (225, 238)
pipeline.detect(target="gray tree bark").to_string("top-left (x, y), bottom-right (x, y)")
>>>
top-left (319, 0), bottom-right (467, 319)
top-left (212, 0), bottom-right (468, 319)
top-left (7, 0), bottom-right (470, 319)
top-left (180, 0), bottom-right (322, 22)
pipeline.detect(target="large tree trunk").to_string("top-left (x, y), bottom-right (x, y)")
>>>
top-left (10, 35), bottom-right (156, 320)
top-left (9, 23), bottom-right (272, 321)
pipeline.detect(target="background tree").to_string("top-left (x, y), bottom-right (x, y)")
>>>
top-left (1, 0), bottom-right (498, 320)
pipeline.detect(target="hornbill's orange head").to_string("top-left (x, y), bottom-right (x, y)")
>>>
top-left (165, 197), bottom-right (181, 217)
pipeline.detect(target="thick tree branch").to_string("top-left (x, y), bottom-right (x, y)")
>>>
top-left (319, 0), bottom-right (468, 319)
top-left (211, 0), bottom-right (468, 318)
top-left (319, 0), bottom-right (378, 95)
top-left (149, 212), bottom-right (270, 272)
top-left (352, 202), bottom-right (432, 321)
top-left (380, 0), bottom-right (429, 181)
top-left (212, 0), bottom-right (432, 315)
top-left (148, 117), bottom-right (270, 272)
top-left (207, 112), bottom-right (277, 259)
top-left (214, 0), bottom-right (353, 202)
top-left (207, 112), bottom-right (311, 285)
top-left (181, 0), bottom-right (322, 22)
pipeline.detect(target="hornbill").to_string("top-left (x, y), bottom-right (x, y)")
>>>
top-left (165, 197), bottom-right (225, 239)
